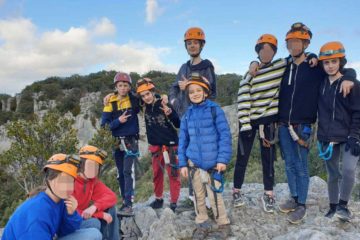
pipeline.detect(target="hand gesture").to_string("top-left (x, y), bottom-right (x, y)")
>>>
top-left (119, 110), bottom-right (131, 123)
top-left (179, 75), bottom-right (189, 91)
top-left (103, 212), bottom-right (113, 224)
top-left (160, 101), bottom-right (172, 116)
top-left (340, 80), bottom-right (354, 97)
top-left (64, 195), bottom-right (78, 215)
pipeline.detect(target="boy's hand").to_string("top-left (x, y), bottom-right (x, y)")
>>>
top-left (119, 110), bottom-right (131, 123)
top-left (103, 212), bottom-right (113, 224)
top-left (308, 57), bottom-right (318, 67)
top-left (81, 205), bottom-right (97, 219)
top-left (216, 163), bottom-right (227, 172)
top-left (180, 167), bottom-right (188, 178)
top-left (160, 101), bottom-right (172, 116)
top-left (161, 94), bottom-right (169, 105)
top-left (179, 75), bottom-right (189, 91)
top-left (103, 93), bottom-right (114, 106)
top-left (64, 195), bottom-right (78, 215)
top-left (340, 80), bottom-right (354, 97)
top-left (249, 61), bottom-right (259, 77)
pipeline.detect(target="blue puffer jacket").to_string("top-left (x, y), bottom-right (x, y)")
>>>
top-left (178, 99), bottom-right (232, 170)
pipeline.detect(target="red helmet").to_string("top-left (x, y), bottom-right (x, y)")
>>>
top-left (114, 72), bottom-right (132, 85)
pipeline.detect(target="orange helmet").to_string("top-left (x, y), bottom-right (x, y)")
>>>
top-left (186, 72), bottom-right (210, 94)
top-left (136, 78), bottom-right (156, 94)
top-left (184, 27), bottom-right (205, 42)
top-left (79, 145), bottom-right (107, 165)
top-left (286, 22), bottom-right (312, 41)
top-left (43, 154), bottom-right (80, 178)
top-left (319, 41), bottom-right (345, 61)
top-left (256, 34), bottom-right (278, 48)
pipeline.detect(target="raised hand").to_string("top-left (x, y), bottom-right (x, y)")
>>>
top-left (118, 110), bottom-right (131, 123)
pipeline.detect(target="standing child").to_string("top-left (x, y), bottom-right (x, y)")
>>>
top-left (317, 42), bottom-right (360, 221)
top-left (73, 145), bottom-right (120, 239)
top-left (169, 26), bottom-right (217, 206)
top-left (101, 71), bottom-right (140, 216)
top-left (136, 78), bottom-right (181, 212)
top-left (178, 74), bottom-right (232, 239)
top-left (2, 154), bottom-right (102, 240)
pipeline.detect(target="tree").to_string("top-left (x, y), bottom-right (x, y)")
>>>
top-left (0, 111), bottom-right (78, 194)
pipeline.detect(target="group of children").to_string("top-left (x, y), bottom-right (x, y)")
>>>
top-left (3, 22), bottom-right (360, 240)
top-left (3, 146), bottom-right (120, 240)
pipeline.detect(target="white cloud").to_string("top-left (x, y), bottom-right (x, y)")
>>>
top-left (146, 0), bottom-right (164, 24)
top-left (91, 17), bottom-right (116, 36)
top-left (0, 18), bottom-right (176, 95)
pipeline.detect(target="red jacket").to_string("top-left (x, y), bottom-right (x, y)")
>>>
top-left (73, 176), bottom-right (117, 220)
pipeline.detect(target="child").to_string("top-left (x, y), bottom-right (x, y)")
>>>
top-left (169, 26), bottom-right (217, 205)
top-left (2, 154), bottom-right (102, 240)
top-left (136, 78), bottom-right (181, 212)
top-left (276, 22), bottom-right (356, 224)
top-left (317, 42), bottom-right (360, 221)
top-left (73, 145), bottom-right (120, 239)
top-left (178, 73), bottom-right (232, 239)
top-left (101, 71), bottom-right (140, 216)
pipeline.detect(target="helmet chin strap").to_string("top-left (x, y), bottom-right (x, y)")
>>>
top-left (46, 180), bottom-right (64, 200)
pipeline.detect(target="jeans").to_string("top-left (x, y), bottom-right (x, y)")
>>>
top-left (100, 206), bottom-right (121, 240)
top-left (278, 124), bottom-right (311, 204)
top-left (58, 218), bottom-right (102, 240)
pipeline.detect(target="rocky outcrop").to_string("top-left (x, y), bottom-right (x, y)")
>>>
top-left (125, 176), bottom-right (360, 240)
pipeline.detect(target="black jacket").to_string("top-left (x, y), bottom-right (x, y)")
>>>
top-left (317, 77), bottom-right (360, 142)
top-left (279, 58), bottom-right (357, 124)
top-left (143, 98), bottom-right (180, 146)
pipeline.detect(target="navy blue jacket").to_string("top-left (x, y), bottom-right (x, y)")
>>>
top-left (169, 59), bottom-right (216, 118)
top-left (101, 92), bottom-right (140, 137)
top-left (279, 58), bottom-right (356, 124)
top-left (317, 77), bottom-right (360, 142)
top-left (143, 97), bottom-right (180, 146)
top-left (178, 100), bottom-right (232, 170)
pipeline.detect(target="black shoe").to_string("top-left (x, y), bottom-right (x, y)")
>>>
top-left (325, 208), bottom-right (336, 218)
top-left (335, 204), bottom-right (352, 222)
top-left (149, 198), bottom-right (164, 209)
top-left (117, 204), bottom-right (134, 217)
top-left (169, 203), bottom-right (177, 212)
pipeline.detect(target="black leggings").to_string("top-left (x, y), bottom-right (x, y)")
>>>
top-left (233, 124), bottom-right (275, 191)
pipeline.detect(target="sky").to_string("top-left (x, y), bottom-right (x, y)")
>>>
top-left (0, 0), bottom-right (360, 95)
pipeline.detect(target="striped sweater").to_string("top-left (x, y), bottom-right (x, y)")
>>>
top-left (237, 58), bottom-right (289, 131)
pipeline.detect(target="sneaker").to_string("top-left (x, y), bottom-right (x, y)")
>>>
top-left (324, 208), bottom-right (336, 218)
top-left (335, 205), bottom-right (352, 222)
top-left (279, 198), bottom-right (297, 213)
top-left (192, 221), bottom-right (213, 240)
top-left (149, 198), bottom-right (164, 209)
top-left (169, 203), bottom-right (177, 212)
top-left (207, 224), bottom-right (231, 239)
top-left (287, 205), bottom-right (306, 224)
top-left (117, 204), bottom-right (134, 217)
top-left (233, 191), bottom-right (245, 208)
top-left (261, 193), bottom-right (275, 213)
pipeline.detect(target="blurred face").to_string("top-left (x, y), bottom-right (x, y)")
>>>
top-left (188, 84), bottom-right (208, 104)
top-left (322, 58), bottom-right (340, 76)
top-left (185, 39), bottom-right (202, 57)
top-left (83, 159), bottom-right (99, 179)
top-left (115, 81), bottom-right (131, 97)
top-left (259, 43), bottom-right (275, 64)
top-left (286, 38), bottom-right (308, 57)
top-left (50, 172), bottom-right (75, 199)
top-left (139, 90), bottom-right (155, 104)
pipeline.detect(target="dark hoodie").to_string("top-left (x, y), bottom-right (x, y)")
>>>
top-left (169, 59), bottom-right (216, 118)
top-left (317, 77), bottom-right (360, 142)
